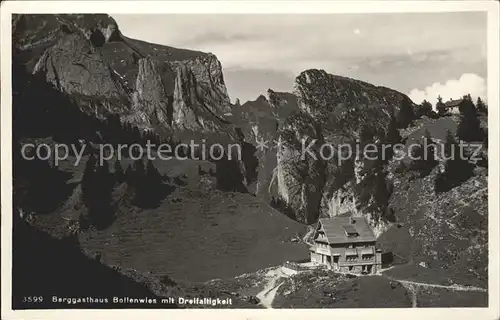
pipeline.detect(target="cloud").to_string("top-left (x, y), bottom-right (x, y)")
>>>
top-left (408, 73), bottom-right (487, 106)
top-left (113, 13), bottom-right (486, 102)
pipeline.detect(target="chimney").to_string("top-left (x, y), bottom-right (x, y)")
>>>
top-left (350, 217), bottom-right (356, 224)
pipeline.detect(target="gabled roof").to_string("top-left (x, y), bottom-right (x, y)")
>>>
top-left (316, 216), bottom-right (376, 244)
top-left (444, 99), bottom-right (464, 108)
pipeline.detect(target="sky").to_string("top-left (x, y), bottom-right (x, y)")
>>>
top-left (113, 13), bottom-right (487, 105)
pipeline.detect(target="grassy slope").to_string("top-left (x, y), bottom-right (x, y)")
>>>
top-left (12, 214), bottom-right (175, 309)
top-left (416, 287), bottom-right (487, 307)
top-left (31, 154), bottom-right (309, 283)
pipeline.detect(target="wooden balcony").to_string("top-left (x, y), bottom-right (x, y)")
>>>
top-left (311, 244), bottom-right (331, 256)
top-left (340, 259), bottom-right (377, 267)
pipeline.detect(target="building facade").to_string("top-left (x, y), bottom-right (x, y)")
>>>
top-left (309, 216), bottom-right (382, 274)
top-left (443, 98), bottom-right (465, 113)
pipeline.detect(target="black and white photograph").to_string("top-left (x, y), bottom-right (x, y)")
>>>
top-left (1, 1), bottom-right (499, 319)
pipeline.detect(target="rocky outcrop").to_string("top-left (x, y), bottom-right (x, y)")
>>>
top-left (232, 90), bottom-right (299, 196)
top-left (381, 158), bottom-right (488, 287)
top-left (268, 69), bottom-right (414, 226)
top-left (127, 57), bottom-right (172, 127)
top-left (14, 14), bottom-right (232, 134)
top-left (271, 112), bottom-right (326, 224)
top-left (32, 31), bottom-right (131, 116)
top-left (169, 55), bottom-right (232, 132)
top-left (294, 69), bottom-right (412, 118)
top-left (233, 70), bottom-right (405, 226)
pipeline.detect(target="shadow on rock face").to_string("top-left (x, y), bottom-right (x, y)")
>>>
top-left (90, 29), bottom-right (105, 47)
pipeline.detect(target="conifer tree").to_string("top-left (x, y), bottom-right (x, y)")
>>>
top-left (397, 99), bottom-right (415, 129)
top-left (483, 128), bottom-right (488, 149)
top-left (125, 164), bottom-right (133, 180)
top-left (436, 95), bottom-right (447, 116)
top-left (114, 158), bottom-right (124, 182)
top-left (81, 155), bottom-right (116, 230)
top-left (145, 159), bottom-right (163, 205)
top-left (457, 97), bottom-right (483, 142)
top-left (94, 160), bottom-right (116, 229)
top-left (435, 130), bottom-right (474, 193)
top-left (410, 129), bottom-right (438, 177)
top-left (132, 158), bottom-right (146, 184)
top-left (419, 99), bottom-right (433, 117)
top-left (127, 158), bottom-right (146, 205)
top-left (81, 154), bottom-right (97, 209)
top-left (422, 130), bottom-right (438, 172)
top-left (384, 113), bottom-right (402, 161)
top-left (385, 114), bottom-right (402, 145)
top-left (97, 160), bottom-right (115, 195)
top-left (146, 159), bottom-right (161, 186)
top-left (476, 97), bottom-right (487, 114)
top-left (353, 122), bottom-right (393, 221)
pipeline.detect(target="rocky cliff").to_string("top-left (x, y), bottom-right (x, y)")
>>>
top-left (13, 14), bottom-right (232, 134)
top-left (236, 69), bottom-right (413, 227)
top-left (231, 90), bottom-right (299, 196)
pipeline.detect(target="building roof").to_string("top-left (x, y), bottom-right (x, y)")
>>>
top-left (316, 216), bottom-right (376, 244)
top-left (444, 99), bottom-right (464, 108)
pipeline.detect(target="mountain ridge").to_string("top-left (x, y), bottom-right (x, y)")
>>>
top-left (13, 14), bottom-right (232, 134)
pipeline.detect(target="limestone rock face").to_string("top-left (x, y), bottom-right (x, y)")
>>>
top-left (270, 69), bottom-right (415, 226)
top-left (14, 14), bottom-right (232, 134)
top-left (271, 112), bottom-right (326, 224)
top-left (174, 54), bottom-right (232, 116)
top-left (127, 57), bottom-right (172, 128)
top-left (232, 90), bottom-right (299, 197)
top-left (32, 32), bottom-right (131, 115)
top-left (294, 69), bottom-right (412, 118)
top-left (169, 55), bottom-right (232, 132)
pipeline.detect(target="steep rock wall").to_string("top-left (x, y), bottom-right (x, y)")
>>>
top-left (15, 14), bottom-right (232, 134)
top-left (270, 69), bottom-right (414, 227)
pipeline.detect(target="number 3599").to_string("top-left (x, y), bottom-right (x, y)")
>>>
top-left (23, 296), bottom-right (43, 303)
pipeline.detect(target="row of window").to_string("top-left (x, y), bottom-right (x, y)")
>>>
top-left (316, 242), bottom-right (374, 249)
top-left (346, 254), bottom-right (374, 262)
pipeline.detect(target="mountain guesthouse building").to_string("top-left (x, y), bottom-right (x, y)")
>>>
top-left (309, 216), bottom-right (382, 274)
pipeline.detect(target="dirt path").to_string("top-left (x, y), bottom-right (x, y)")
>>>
top-left (386, 276), bottom-right (486, 308)
top-left (393, 279), bottom-right (487, 292)
top-left (400, 283), bottom-right (418, 307)
top-left (256, 267), bottom-right (289, 308)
